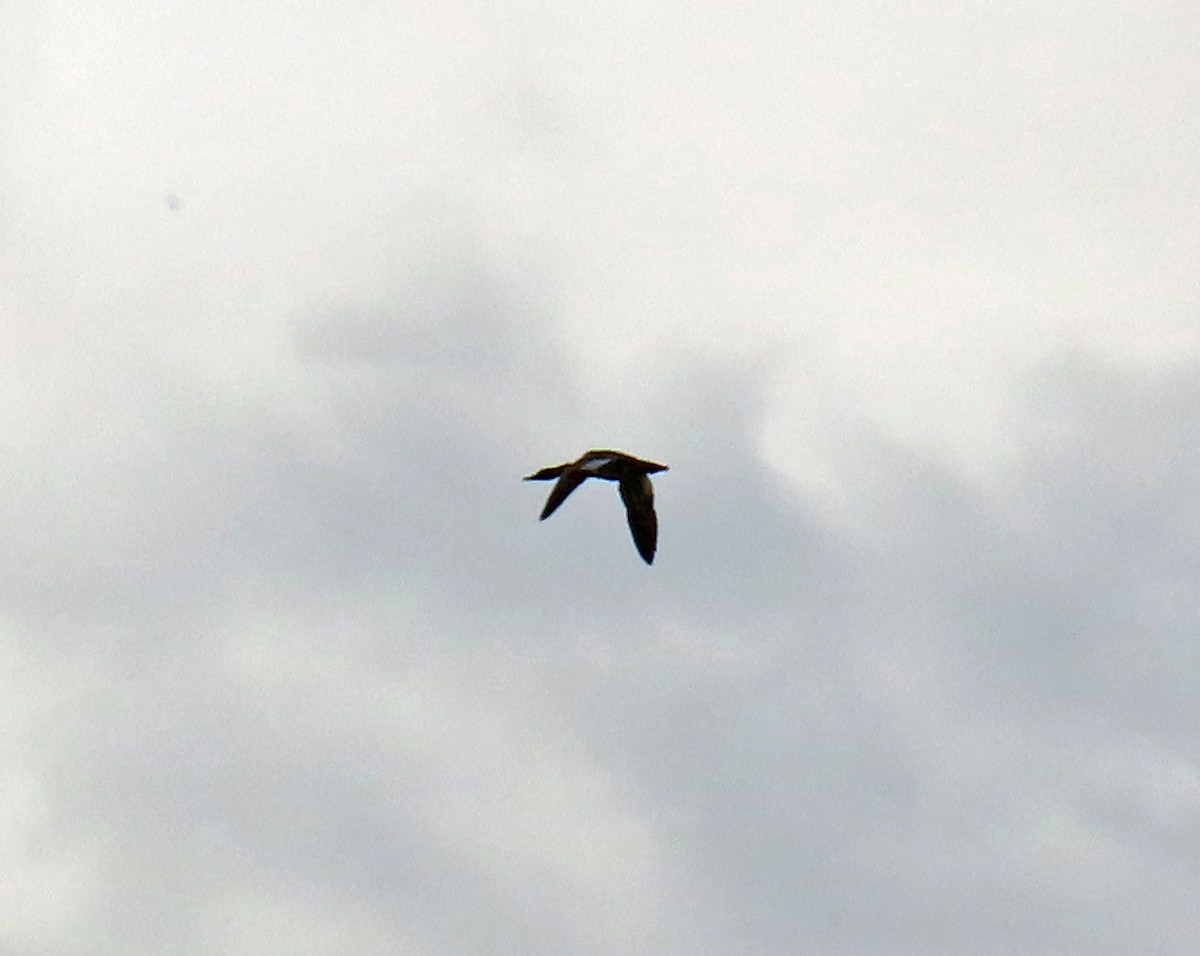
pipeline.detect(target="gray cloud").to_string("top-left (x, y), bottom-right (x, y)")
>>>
top-left (4, 2), bottom-right (1200, 954)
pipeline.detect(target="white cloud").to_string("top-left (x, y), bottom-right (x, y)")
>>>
top-left (2, 1), bottom-right (1199, 953)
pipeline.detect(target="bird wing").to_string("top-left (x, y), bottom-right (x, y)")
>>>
top-left (618, 474), bottom-right (658, 564)
top-left (539, 470), bottom-right (587, 520)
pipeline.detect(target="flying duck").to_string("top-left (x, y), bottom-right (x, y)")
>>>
top-left (524, 449), bottom-right (669, 564)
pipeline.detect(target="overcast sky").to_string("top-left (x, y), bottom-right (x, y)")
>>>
top-left (4, 1), bottom-right (1200, 953)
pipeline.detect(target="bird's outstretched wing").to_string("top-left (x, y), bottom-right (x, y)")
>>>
top-left (619, 474), bottom-right (658, 564)
top-left (539, 471), bottom-right (587, 520)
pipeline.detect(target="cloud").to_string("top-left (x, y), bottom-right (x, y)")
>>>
top-left (3, 2), bottom-right (1200, 954)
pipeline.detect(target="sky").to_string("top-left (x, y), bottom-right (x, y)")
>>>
top-left (3, 1), bottom-right (1200, 953)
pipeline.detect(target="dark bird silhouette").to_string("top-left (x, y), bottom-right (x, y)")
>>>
top-left (524, 449), bottom-right (668, 564)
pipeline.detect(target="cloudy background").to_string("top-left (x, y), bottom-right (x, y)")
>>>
top-left (4, 1), bottom-right (1200, 953)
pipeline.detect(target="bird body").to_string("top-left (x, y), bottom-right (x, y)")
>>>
top-left (524, 449), bottom-right (668, 564)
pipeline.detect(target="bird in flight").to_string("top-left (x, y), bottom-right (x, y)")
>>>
top-left (525, 449), bottom-right (668, 564)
